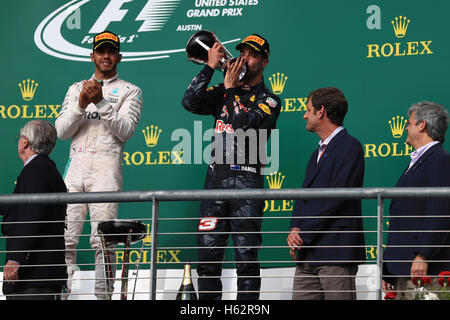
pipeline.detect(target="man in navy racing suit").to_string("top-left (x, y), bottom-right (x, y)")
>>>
top-left (182, 34), bottom-right (281, 300)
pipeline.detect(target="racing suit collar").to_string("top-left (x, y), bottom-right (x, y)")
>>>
top-left (91, 73), bottom-right (119, 85)
top-left (241, 78), bottom-right (266, 91)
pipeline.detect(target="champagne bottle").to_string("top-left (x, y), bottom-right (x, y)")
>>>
top-left (176, 262), bottom-right (197, 300)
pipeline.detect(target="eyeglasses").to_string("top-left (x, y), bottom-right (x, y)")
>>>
top-left (16, 135), bottom-right (27, 141)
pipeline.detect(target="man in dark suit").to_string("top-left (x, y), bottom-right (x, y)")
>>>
top-left (287, 87), bottom-right (366, 300)
top-left (1, 120), bottom-right (67, 300)
top-left (383, 101), bottom-right (450, 299)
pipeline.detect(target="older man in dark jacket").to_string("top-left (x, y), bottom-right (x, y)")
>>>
top-left (383, 101), bottom-right (450, 300)
top-left (1, 120), bottom-right (67, 300)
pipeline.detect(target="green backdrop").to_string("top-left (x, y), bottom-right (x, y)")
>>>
top-left (0, 0), bottom-right (449, 270)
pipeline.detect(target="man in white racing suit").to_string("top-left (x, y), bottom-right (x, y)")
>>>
top-left (55, 31), bottom-right (143, 299)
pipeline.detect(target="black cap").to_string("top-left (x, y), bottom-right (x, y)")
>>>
top-left (235, 34), bottom-right (270, 58)
top-left (93, 31), bottom-right (120, 51)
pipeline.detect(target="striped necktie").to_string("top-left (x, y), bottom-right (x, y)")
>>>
top-left (317, 144), bottom-right (327, 163)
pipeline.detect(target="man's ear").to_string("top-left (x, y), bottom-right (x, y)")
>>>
top-left (22, 136), bottom-right (29, 149)
top-left (417, 120), bottom-right (427, 132)
top-left (318, 105), bottom-right (326, 119)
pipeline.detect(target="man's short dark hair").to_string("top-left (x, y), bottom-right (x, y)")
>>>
top-left (308, 87), bottom-right (348, 126)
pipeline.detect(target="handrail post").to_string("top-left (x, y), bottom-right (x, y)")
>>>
top-left (149, 196), bottom-right (159, 300)
top-left (376, 194), bottom-right (384, 300)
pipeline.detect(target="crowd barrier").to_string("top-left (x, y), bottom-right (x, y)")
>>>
top-left (0, 187), bottom-right (448, 300)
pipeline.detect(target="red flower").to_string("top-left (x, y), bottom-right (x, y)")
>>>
top-left (438, 271), bottom-right (450, 288)
top-left (412, 276), bottom-right (432, 287)
top-left (384, 291), bottom-right (397, 300)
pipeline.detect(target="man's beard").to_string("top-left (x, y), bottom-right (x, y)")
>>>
top-left (242, 63), bottom-right (263, 83)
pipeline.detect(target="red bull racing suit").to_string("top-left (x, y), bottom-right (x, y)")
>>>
top-left (182, 65), bottom-right (281, 300)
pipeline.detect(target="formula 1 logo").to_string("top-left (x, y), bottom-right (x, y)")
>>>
top-left (35, 0), bottom-right (181, 62)
top-left (34, 0), bottom-right (242, 62)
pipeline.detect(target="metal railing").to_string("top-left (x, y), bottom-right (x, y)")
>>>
top-left (0, 187), bottom-right (449, 300)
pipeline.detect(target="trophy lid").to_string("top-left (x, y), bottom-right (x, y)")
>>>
top-left (186, 30), bottom-right (216, 65)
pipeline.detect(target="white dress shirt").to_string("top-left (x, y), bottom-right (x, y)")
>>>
top-left (406, 141), bottom-right (439, 172)
top-left (317, 126), bottom-right (344, 163)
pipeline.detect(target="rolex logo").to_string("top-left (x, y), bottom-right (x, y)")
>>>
top-left (367, 14), bottom-right (432, 59)
top-left (142, 223), bottom-right (152, 246)
top-left (269, 72), bottom-right (287, 95)
top-left (392, 16), bottom-right (410, 38)
top-left (18, 79), bottom-right (38, 101)
top-left (389, 115), bottom-right (407, 138)
top-left (266, 171), bottom-right (285, 189)
top-left (142, 125), bottom-right (162, 147)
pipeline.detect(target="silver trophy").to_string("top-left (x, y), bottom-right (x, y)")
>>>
top-left (186, 30), bottom-right (248, 81)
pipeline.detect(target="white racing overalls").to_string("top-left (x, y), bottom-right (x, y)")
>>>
top-left (55, 73), bottom-right (143, 299)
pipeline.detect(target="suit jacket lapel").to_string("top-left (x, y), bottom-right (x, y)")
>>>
top-left (302, 149), bottom-right (319, 188)
top-left (390, 143), bottom-right (441, 208)
top-left (303, 129), bottom-right (347, 188)
top-left (400, 143), bottom-right (440, 182)
top-left (394, 164), bottom-right (411, 187)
